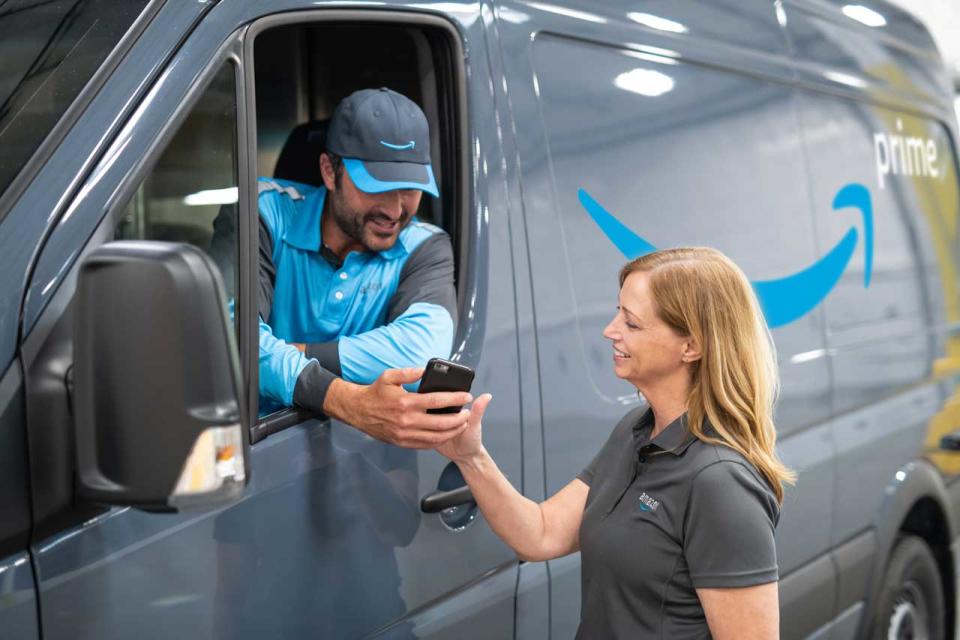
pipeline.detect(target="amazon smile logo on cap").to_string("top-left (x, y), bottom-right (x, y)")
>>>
top-left (380, 140), bottom-right (416, 150)
top-left (579, 183), bottom-right (874, 328)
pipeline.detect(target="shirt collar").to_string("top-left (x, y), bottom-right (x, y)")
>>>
top-left (281, 186), bottom-right (410, 261)
top-left (282, 186), bottom-right (325, 251)
top-left (634, 408), bottom-right (699, 456)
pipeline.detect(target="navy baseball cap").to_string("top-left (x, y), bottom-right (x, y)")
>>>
top-left (326, 88), bottom-right (439, 197)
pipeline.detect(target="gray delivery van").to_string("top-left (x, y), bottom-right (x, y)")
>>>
top-left (2, 0), bottom-right (960, 638)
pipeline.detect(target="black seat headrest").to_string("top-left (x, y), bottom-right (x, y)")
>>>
top-left (273, 119), bottom-right (330, 186)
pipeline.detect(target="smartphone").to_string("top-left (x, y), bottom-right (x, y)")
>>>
top-left (418, 358), bottom-right (475, 414)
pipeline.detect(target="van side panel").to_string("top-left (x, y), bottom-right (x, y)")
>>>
top-left (495, 3), bottom-right (843, 636)
top-left (796, 89), bottom-right (960, 634)
top-left (797, 94), bottom-right (958, 536)
top-left (0, 552), bottom-right (39, 640)
top-left (0, 363), bottom-right (38, 638)
top-left (784, 0), bottom-right (948, 103)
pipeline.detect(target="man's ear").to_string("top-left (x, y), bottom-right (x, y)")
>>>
top-left (681, 338), bottom-right (702, 364)
top-left (319, 153), bottom-right (336, 191)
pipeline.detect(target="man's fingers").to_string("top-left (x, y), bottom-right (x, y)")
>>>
top-left (380, 367), bottom-right (425, 386)
top-left (411, 409), bottom-right (471, 432)
top-left (404, 422), bottom-right (472, 448)
top-left (414, 391), bottom-right (474, 411)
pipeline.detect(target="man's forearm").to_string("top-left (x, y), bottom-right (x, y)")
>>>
top-left (321, 377), bottom-right (357, 423)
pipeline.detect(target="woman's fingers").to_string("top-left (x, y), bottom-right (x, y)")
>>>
top-left (469, 394), bottom-right (493, 425)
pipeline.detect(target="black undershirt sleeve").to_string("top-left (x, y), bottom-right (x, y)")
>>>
top-left (208, 203), bottom-right (238, 299)
top-left (257, 217), bottom-right (276, 322)
top-left (386, 231), bottom-right (457, 323)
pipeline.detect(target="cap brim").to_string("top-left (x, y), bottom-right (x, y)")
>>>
top-left (343, 158), bottom-right (439, 197)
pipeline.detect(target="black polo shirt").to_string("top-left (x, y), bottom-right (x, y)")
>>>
top-left (576, 407), bottom-right (780, 639)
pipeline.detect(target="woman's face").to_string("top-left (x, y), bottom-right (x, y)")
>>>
top-left (603, 271), bottom-right (692, 388)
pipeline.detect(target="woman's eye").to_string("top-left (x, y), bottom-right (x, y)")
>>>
top-left (625, 322), bottom-right (639, 330)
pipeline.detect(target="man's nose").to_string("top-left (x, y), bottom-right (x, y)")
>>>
top-left (380, 191), bottom-right (403, 217)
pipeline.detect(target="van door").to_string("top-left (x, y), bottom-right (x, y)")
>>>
top-left (493, 2), bottom-right (838, 637)
top-left (0, 365), bottom-right (38, 640)
top-left (20, 2), bottom-right (522, 639)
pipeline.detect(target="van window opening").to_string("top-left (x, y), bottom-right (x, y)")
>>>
top-left (252, 20), bottom-right (465, 424)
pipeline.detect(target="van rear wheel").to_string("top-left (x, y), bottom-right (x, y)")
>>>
top-left (872, 535), bottom-right (945, 640)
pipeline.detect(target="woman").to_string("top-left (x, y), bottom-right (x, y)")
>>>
top-left (439, 247), bottom-right (795, 639)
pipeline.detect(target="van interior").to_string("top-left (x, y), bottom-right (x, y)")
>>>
top-left (254, 22), bottom-right (463, 255)
top-left (117, 20), bottom-right (464, 279)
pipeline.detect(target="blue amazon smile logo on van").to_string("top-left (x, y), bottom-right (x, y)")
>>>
top-left (578, 183), bottom-right (874, 328)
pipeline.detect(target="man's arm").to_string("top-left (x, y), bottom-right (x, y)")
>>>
top-left (254, 211), bottom-right (338, 411)
top-left (255, 213), bottom-right (469, 444)
top-left (304, 231), bottom-right (457, 383)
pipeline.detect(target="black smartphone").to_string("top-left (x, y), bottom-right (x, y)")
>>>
top-left (418, 358), bottom-right (475, 414)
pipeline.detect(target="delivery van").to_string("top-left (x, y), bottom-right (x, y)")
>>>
top-left (2, 0), bottom-right (960, 638)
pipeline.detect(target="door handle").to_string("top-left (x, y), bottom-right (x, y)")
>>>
top-left (940, 431), bottom-right (960, 451)
top-left (420, 485), bottom-right (474, 513)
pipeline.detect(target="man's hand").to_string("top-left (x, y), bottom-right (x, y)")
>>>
top-left (323, 367), bottom-right (473, 448)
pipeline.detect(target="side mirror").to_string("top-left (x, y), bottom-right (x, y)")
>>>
top-left (73, 241), bottom-right (247, 510)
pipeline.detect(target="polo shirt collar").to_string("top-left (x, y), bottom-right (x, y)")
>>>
top-left (282, 186), bottom-right (326, 251)
top-left (281, 186), bottom-right (409, 261)
top-left (379, 237), bottom-right (408, 260)
top-left (634, 408), bottom-right (698, 456)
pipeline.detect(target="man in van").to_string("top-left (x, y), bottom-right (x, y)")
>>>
top-left (254, 87), bottom-right (465, 447)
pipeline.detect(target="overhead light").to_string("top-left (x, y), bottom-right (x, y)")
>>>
top-left (627, 12), bottom-right (688, 34)
top-left (615, 68), bottom-right (675, 97)
top-left (842, 4), bottom-right (887, 28)
top-left (183, 187), bottom-right (238, 206)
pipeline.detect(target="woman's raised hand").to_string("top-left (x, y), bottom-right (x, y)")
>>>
top-left (436, 393), bottom-right (493, 464)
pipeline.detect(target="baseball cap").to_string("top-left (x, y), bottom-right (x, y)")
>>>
top-left (326, 88), bottom-right (439, 197)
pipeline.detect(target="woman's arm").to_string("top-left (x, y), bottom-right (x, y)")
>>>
top-left (697, 583), bottom-right (780, 639)
top-left (439, 395), bottom-right (589, 561)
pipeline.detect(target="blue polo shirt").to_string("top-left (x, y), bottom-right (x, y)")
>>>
top-left (255, 178), bottom-right (456, 414)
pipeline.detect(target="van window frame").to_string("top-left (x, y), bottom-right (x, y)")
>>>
top-left (242, 10), bottom-right (471, 443)
top-left (20, 37), bottom-right (253, 539)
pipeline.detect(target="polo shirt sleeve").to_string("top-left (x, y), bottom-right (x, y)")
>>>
top-left (577, 446), bottom-right (604, 486)
top-left (576, 406), bottom-right (647, 486)
top-left (332, 232), bottom-right (457, 385)
top-left (256, 190), bottom-right (337, 413)
top-left (683, 461), bottom-right (780, 588)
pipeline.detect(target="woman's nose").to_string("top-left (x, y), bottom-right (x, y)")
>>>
top-left (603, 318), bottom-right (618, 340)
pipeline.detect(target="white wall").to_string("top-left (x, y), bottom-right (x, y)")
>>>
top-left (887, 0), bottom-right (960, 80)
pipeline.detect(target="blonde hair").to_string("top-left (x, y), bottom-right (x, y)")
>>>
top-left (620, 247), bottom-right (795, 503)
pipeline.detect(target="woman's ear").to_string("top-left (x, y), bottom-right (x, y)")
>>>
top-left (681, 338), bottom-right (702, 363)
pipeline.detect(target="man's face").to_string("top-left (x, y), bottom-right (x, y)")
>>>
top-left (323, 156), bottom-right (423, 253)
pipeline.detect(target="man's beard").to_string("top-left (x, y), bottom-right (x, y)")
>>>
top-left (329, 190), bottom-right (410, 252)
